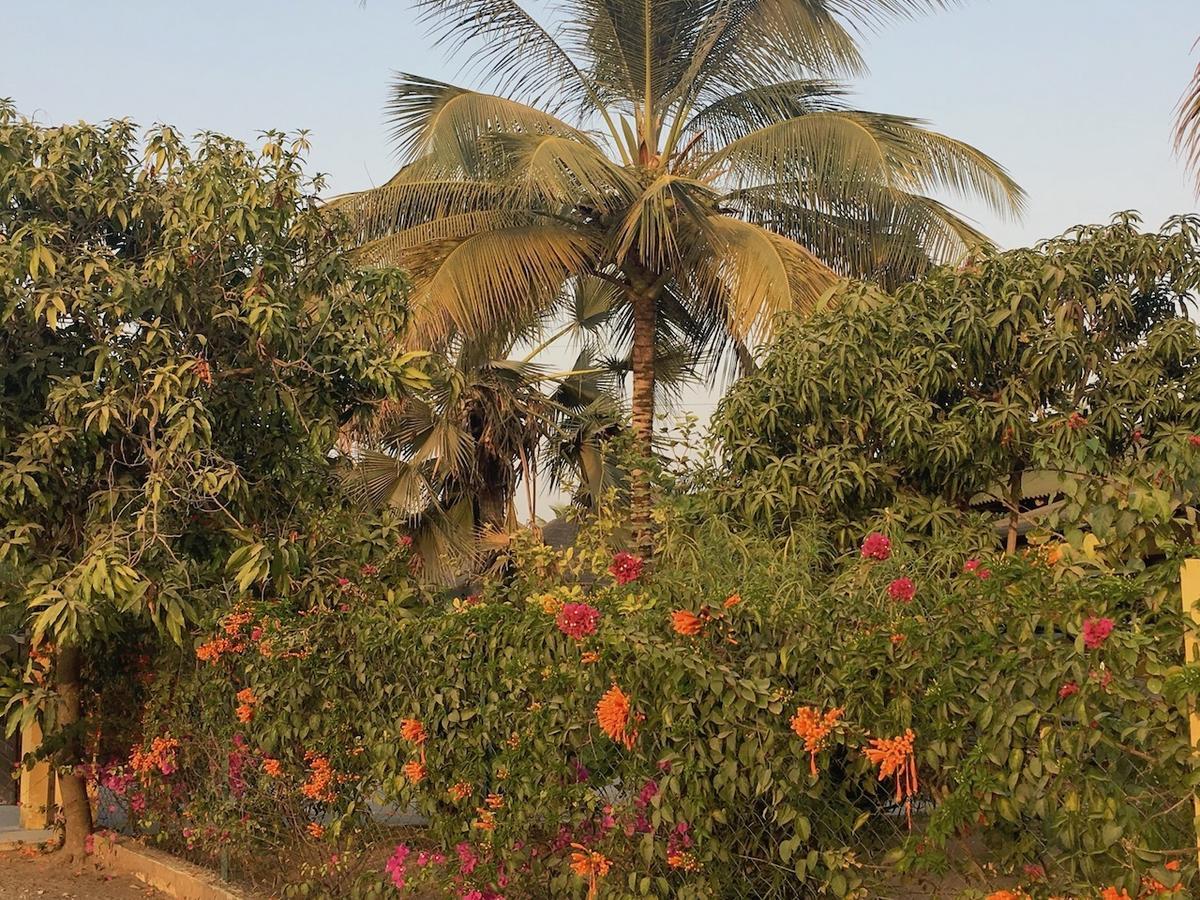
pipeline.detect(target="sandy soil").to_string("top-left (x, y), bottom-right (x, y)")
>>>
top-left (0, 851), bottom-right (164, 899)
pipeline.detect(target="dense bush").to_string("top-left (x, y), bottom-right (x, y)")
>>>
top-left (100, 496), bottom-right (1193, 899)
top-left (713, 214), bottom-right (1200, 553)
top-left (0, 105), bottom-right (428, 855)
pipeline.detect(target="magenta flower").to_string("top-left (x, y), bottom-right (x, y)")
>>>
top-left (860, 532), bottom-right (891, 561)
top-left (1082, 616), bottom-right (1115, 650)
top-left (887, 577), bottom-right (916, 603)
top-left (609, 551), bottom-right (644, 585)
top-left (556, 602), bottom-right (601, 640)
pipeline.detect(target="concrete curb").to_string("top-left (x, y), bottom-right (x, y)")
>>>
top-left (93, 833), bottom-right (259, 900)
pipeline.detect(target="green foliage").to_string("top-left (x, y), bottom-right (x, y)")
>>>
top-left (0, 103), bottom-right (427, 728)
top-left (713, 214), bottom-right (1200, 559)
top-left (128, 498), bottom-right (1194, 898)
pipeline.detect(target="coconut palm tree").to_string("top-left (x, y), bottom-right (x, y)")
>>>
top-left (332, 0), bottom-right (1025, 551)
top-left (1177, 41), bottom-right (1200, 191)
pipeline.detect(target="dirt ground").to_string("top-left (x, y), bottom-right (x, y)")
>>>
top-left (0, 851), bottom-right (164, 899)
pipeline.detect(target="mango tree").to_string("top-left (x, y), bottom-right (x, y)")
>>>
top-left (0, 104), bottom-right (427, 859)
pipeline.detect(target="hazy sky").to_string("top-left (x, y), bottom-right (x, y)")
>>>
top-left (5, 0), bottom-right (1197, 248)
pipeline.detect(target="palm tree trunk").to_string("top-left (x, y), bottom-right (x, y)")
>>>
top-left (54, 644), bottom-right (93, 862)
top-left (629, 284), bottom-right (657, 556)
top-left (477, 481), bottom-right (508, 534)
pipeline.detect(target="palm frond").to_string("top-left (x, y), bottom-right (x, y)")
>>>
top-left (405, 223), bottom-right (599, 347)
top-left (726, 180), bottom-right (992, 283)
top-left (682, 79), bottom-right (849, 148)
top-left (688, 216), bottom-right (837, 345)
top-left (386, 74), bottom-right (600, 167)
top-left (414, 0), bottom-right (601, 117)
top-left (701, 109), bottom-right (1025, 219)
top-left (1176, 47), bottom-right (1200, 193)
top-left (325, 167), bottom-right (521, 243)
top-left (612, 173), bottom-right (719, 267)
top-left (339, 450), bottom-right (438, 514)
top-left (496, 132), bottom-right (638, 209)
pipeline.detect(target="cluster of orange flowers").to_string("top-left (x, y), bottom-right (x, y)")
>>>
top-left (400, 716), bottom-right (427, 784)
top-left (262, 757), bottom-right (283, 778)
top-left (789, 706), bottom-right (844, 776)
top-left (196, 635), bottom-right (243, 664)
top-left (130, 735), bottom-right (180, 776)
top-left (569, 845), bottom-right (612, 900)
top-left (306, 822), bottom-right (324, 840)
top-left (666, 851), bottom-right (702, 872)
top-left (580, 650), bottom-right (600, 665)
top-left (235, 687), bottom-right (257, 723)
top-left (223, 611), bottom-right (253, 633)
top-left (864, 729), bottom-right (918, 827)
top-left (402, 760), bottom-right (426, 784)
top-left (195, 610), bottom-right (257, 664)
top-left (301, 753), bottom-right (336, 803)
top-left (449, 781), bottom-right (472, 801)
top-left (400, 718), bottom-right (427, 745)
top-left (671, 610), bottom-right (706, 636)
top-left (596, 684), bottom-right (637, 749)
top-left (670, 594), bottom-right (741, 639)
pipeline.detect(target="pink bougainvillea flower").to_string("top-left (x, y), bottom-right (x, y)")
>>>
top-left (1058, 681), bottom-right (1079, 699)
top-left (887, 577), bottom-right (916, 603)
top-left (608, 552), bottom-right (644, 585)
top-left (556, 602), bottom-right (601, 640)
top-left (963, 559), bottom-right (991, 580)
top-left (1189, 435), bottom-right (1200, 448)
top-left (860, 532), bottom-right (891, 561)
top-left (385, 844), bottom-right (411, 890)
top-left (1067, 411), bottom-right (1088, 430)
top-left (1082, 616), bottom-right (1115, 650)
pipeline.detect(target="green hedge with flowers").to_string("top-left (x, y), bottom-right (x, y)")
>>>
top-left (102, 501), bottom-right (1194, 900)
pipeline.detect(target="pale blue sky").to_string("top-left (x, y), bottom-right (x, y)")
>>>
top-left (4, 0), bottom-right (1197, 250)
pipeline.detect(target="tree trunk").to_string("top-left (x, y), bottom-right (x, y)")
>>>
top-left (1005, 463), bottom-right (1023, 556)
top-left (476, 482), bottom-right (508, 534)
top-left (629, 285), bottom-right (657, 556)
top-left (54, 644), bottom-right (92, 862)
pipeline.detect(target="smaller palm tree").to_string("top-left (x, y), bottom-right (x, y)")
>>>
top-left (342, 335), bottom-right (625, 577)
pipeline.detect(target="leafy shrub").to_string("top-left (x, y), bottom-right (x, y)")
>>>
top-left (116, 502), bottom-right (1193, 899)
top-left (0, 103), bottom-right (428, 855)
top-left (713, 214), bottom-right (1200, 552)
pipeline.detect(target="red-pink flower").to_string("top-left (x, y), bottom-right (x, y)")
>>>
top-left (887, 577), bottom-right (916, 603)
top-left (1082, 616), bottom-right (1114, 650)
top-left (963, 559), bottom-right (991, 580)
top-left (1058, 681), bottom-right (1079, 699)
top-left (556, 603), bottom-right (601, 640)
top-left (609, 552), bottom-right (644, 585)
top-left (1189, 435), bottom-right (1200, 448)
top-left (1067, 412), bottom-right (1088, 431)
top-left (860, 532), bottom-right (891, 561)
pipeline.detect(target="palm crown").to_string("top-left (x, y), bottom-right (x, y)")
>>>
top-left (333, 0), bottom-right (1025, 549)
